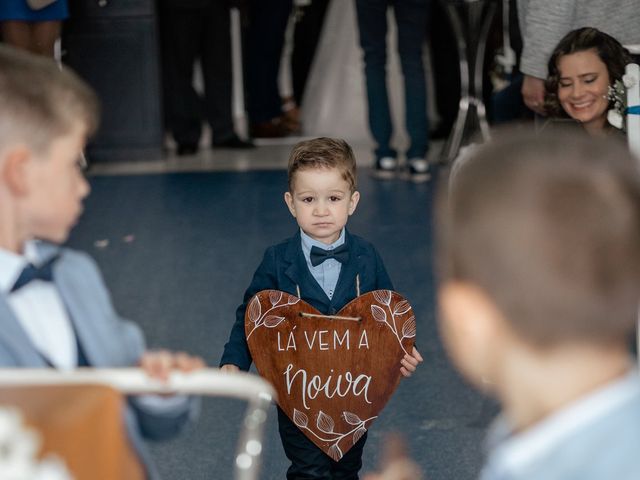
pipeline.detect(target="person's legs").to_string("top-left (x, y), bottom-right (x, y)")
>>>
top-left (291, 0), bottom-right (331, 106)
top-left (355, 0), bottom-right (395, 164)
top-left (201, 1), bottom-right (234, 142)
top-left (277, 408), bottom-right (333, 480)
top-left (394, 0), bottom-right (428, 161)
top-left (1, 21), bottom-right (33, 53)
top-left (159, 6), bottom-right (204, 151)
top-left (247, 0), bottom-right (293, 126)
top-left (428, 0), bottom-right (459, 139)
top-left (329, 431), bottom-right (367, 480)
top-left (29, 20), bottom-right (60, 57)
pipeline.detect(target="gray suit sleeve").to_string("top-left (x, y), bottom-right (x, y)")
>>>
top-left (75, 251), bottom-right (146, 365)
top-left (128, 396), bottom-right (199, 441)
top-left (518, 0), bottom-right (576, 79)
top-left (74, 251), bottom-right (196, 440)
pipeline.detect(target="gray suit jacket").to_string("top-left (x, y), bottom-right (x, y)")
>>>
top-left (517, 0), bottom-right (640, 79)
top-left (0, 243), bottom-right (192, 479)
top-left (480, 374), bottom-right (640, 480)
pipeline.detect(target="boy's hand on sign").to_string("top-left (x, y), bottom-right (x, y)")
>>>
top-left (140, 350), bottom-right (206, 383)
top-left (400, 347), bottom-right (423, 378)
top-left (221, 364), bottom-right (240, 374)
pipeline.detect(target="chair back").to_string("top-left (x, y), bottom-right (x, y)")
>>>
top-left (0, 368), bottom-right (275, 480)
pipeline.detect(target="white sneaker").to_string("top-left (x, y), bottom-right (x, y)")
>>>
top-left (373, 156), bottom-right (397, 179)
top-left (408, 158), bottom-right (431, 182)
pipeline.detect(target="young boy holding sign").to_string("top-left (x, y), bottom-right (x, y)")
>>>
top-left (220, 137), bottom-right (422, 479)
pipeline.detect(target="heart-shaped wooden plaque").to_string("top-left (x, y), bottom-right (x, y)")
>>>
top-left (245, 289), bottom-right (416, 461)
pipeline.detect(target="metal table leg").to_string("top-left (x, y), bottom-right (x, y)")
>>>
top-left (440, 0), bottom-right (496, 163)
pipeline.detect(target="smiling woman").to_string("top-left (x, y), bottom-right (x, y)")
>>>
top-left (545, 27), bottom-right (632, 137)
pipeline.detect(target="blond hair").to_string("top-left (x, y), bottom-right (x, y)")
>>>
top-left (0, 45), bottom-right (99, 155)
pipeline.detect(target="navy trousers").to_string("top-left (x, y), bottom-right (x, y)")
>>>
top-left (278, 407), bottom-right (367, 480)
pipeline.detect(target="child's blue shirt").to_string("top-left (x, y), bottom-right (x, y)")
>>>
top-left (300, 228), bottom-right (345, 300)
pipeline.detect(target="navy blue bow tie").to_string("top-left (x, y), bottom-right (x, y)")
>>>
top-left (310, 243), bottom-right (349, 267)
top-left (11, 255), bottom-right (59, 293)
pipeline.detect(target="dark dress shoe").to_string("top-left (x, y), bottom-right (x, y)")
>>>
top-left (177, 143), bottom-right (199, 156)
top-left (212, 134), bottom-right (255, 149)
top-left (250, 117), bottom-right (291, 138)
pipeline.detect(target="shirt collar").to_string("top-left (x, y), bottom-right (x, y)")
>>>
top-left (300, 228), bottom-right (346, 265)
top-left (0, 240), bottom-right (48, 294)
top-left (483, 368), bottom-right (640, 477)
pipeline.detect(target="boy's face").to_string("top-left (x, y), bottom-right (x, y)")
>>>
top-left (438, 281), bottom-right (505, 393)
top-left (23, 123), bottom-right (90, 244)
top-left (284, 167), bottom-right (360, 245)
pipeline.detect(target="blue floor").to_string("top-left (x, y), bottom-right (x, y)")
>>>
top-left (67, 168), bottom-right (494, 479)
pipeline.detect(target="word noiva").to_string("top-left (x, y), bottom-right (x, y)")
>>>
top-left (284, 364), bottom-right (373, 410)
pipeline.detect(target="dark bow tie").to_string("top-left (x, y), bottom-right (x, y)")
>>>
top-left (11, 255), bottom-right (59, 293)
top-left (310, 243), bottom-right (349, 267)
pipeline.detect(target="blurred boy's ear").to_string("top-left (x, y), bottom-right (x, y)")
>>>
top-left (348, 191), bottom-right (360, 215)
top-left (438, 281), bottom-right (504, 389)
top-left (1, 146), bottom-right (31, 196)
top-left (284, 191), bottom-right (296, 218)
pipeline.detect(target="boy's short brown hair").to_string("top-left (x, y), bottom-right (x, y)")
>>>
top-left (438, 129), bottom-right (640, 347)
top-left (0, 45), bottom-right (99, 155)
top-left (287, 137), bottom-right (357, 192)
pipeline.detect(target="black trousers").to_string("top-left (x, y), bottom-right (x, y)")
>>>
top-left (277, 407), bottom-right (367, 480)
top-left (428, 0), bottom-right (460, 135)
top-left (159, 1), bottom-right (234, 146)
top-left (290, 0), bottom-right (331, 106)
top-left (246, 0), bottom-right (293, 124)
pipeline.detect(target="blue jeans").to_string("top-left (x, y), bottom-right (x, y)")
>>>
top-left (355, 0), bottom-right (429, 160)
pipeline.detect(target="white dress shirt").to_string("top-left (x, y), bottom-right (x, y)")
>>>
top-left (300, 228), bottom-right (345, 299)
top-left (0, 241), bottom-right (188, 411)
top-left (0, 241), bottom-right (77, 369)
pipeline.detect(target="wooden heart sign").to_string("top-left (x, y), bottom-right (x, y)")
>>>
top-left (245, 289), bottom-right (416, 461)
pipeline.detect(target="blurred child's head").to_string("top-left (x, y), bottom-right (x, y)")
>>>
top-left (0, 44), bottom-right (99, 156)
top-left (285, 138), bottom-right (360, 245)
top-left (437, 129), bottom-right (640, 388)
top-left (0, 45), bottom-right (100, 249)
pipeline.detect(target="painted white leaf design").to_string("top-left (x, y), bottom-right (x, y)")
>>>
top-left (316, 411), bottom-right (335, 434)
top-left (293, 409), bottom-right (308, 428)
top-left (287, 295), bottom-right (300, 305)
top-left (352, 426), bottom-right (367, 445)
top-left (371, 305), bottom-right (387, 323)
top-left (269, 290), bottom-right (283, 306)
top-left (343, 411), bottom-right (362, 426)
top-left (248, 296), bottom-right (261, 324)
top-left (373, 290), bottom-right (392, 306)
top-left (393, 300), bottom-right (411, 316)
top-left (263, 315), bottom-right (285, 328)
top-left (328, 444), bottom-right (343, 462)
top-left (401, 316), bottom-right (416, 338)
